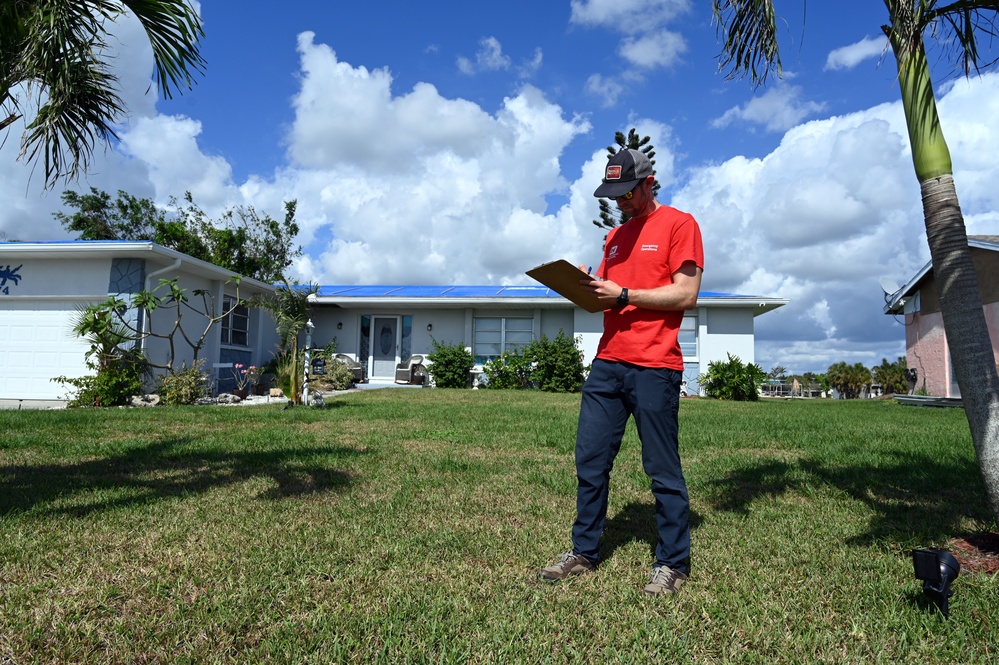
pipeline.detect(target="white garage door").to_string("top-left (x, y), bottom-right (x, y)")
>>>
top-left (0, 301), bottom-right (94, 400)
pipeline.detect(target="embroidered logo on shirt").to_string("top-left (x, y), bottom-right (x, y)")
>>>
top-left (641, 244), bottom-right (659, 252)
top-left (608, 245), bottom-right (620, 260)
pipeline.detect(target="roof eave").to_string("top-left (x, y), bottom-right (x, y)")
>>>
top-left (308, 294), bottom-right (790, 314)
top-left (698, 297), bottom-right (789, 316)
top-left (309, 297), bottom-right (577, 309)
top-left (883, 237), bottom-right (999, 314)
top-left (0, 241), bottom-right (276, 294)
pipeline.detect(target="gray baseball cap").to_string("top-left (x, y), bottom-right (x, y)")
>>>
top-left (593, 149), bottom-right (654, 198)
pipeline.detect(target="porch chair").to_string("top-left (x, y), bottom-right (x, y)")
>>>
top-left (395, 354), bottom-right (426, 384)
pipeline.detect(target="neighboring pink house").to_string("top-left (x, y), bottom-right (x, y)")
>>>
top-left (884, 236), bottom-right (999, 397)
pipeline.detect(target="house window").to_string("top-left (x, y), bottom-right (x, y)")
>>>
top-left (400, 315), bottom-right (413, 360)
top-left (221, 296), bottom-right (249, 346)
top-left (473, 317), bottom-right (533, 364)
top-left (360, 315), bottom-right (370, 366)
top-left (679, 314), bottom-right (697, 358)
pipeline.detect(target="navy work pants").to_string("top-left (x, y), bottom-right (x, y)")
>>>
top-left (571, 358), bottom-right (690, 573)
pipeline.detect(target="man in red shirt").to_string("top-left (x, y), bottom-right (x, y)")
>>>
top-left (539, 148), bottom-right (704, 595)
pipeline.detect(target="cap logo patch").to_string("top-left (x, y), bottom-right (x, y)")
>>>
top-left (605, 165), bottom-right (622, 180)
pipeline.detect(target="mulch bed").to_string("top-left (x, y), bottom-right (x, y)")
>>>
top-left (947, 532), bottom-right (999, 574)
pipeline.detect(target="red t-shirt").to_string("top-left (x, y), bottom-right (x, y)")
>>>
top-left (596, 205), bottom-right (704, 370)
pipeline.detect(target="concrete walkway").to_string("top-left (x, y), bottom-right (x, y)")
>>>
top-left (0, 381), bottom-right (426, 410)
top-left (0, 399), bottom-right (67, 410)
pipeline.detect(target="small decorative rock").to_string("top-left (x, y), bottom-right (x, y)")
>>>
top-left (129, 394), bottom-right (161, 407)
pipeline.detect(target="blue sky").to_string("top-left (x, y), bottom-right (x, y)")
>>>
top-left (4, 0), bottom-right (999, 375)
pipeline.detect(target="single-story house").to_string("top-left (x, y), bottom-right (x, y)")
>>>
top-left (0, 241), bottom-right (788, 400)
top-left (0, 241), bottom-right (280, 400)
top-left (883, 235), bottom-right (999, 398)
top-left (303, 285), bottom-right (788, 392)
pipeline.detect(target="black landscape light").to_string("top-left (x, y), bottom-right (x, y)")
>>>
top-left (911, 548), bottom-right (960, 618)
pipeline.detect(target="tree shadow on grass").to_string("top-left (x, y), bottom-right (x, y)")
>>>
top-left (705, 451), bottom-right (991, 546)
top-left (601, 501), bottom-right (704, 563)
top-left (0, 438), bottom-right (364, 517)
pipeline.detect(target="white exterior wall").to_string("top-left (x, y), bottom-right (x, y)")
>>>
top-left (698, 307), bottom-right (756, 367)
top-left (573, 309), bottom-right (604, 365)
top-left (1, 257), bottom-right (111, 298)
top-left (537, 308), bottom-right (574, 342)
top-left (430, 311), bottom-right (470, 349)
top-left (141, 272), bottom-right (220, 378)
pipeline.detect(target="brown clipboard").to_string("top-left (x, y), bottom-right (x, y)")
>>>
top-left (526, 259), bottom-right (607, 313)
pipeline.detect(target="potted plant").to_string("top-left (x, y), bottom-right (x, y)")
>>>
top-left (232, 363), bottom-right (260, 398)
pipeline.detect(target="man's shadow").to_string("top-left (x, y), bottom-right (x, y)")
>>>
top-left (600, 501), bottom-right (703, 562)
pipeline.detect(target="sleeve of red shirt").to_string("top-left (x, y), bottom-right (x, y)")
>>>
top-left (669, 215), bottom-right (704, 275)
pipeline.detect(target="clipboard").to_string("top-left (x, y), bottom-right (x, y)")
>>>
top-left (526, 259), bottom-right (607, 313)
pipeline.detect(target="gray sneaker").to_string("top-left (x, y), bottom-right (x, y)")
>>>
top-left (538, 552), bottom-right (596, 581)
top-left (644, 566), bottom-right (688, 595)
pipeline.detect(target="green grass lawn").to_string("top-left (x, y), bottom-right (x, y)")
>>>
top-left (1, 391), bottom-right (996, 663)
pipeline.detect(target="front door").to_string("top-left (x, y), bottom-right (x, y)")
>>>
top-left (370, 316), bottom-right (399, 380)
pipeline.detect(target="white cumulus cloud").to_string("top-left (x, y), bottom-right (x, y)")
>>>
top-left (712, 85), bottom-right (828, 133)
top-left (457, 36), bottom-right (512, 75)
top-left (825, 36), bottom-right (887, 71)
top-left (619, 30), bottom-right (687, 70)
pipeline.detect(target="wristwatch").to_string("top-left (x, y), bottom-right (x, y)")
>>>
top-left (616, 287), bottom-right (629, 307)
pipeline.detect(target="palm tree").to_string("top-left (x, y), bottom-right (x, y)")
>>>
top-left (1, 1), bottom-right (205, 187)
top-left (712, 0), bottom-right (999, 523)
top-left (71, 302), bottom-right (148, 373)
top-left (262, 281), bottom-right (319, 404)
top-left (873, 356), bottom-right (909, 395)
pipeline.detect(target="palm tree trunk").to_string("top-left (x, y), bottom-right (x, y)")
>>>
top-left (922, 175), bottom-right (999, 523)
top-left (892, 29), bottom-right (999, 525)
top-left (290, 337), bottom-right (301, 405)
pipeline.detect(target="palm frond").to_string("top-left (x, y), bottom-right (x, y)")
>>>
top-left (3, 1), bottom-right (204, 186)
top-left (928, 1), bottom-right (999, 76)
top-left (712, 0), bottom-right (783, 86)
top-left (119, 0), bottom-right (205, 98)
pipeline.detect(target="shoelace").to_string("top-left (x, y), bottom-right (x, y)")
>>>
top-left (650, 567), bottom-right (679, 587)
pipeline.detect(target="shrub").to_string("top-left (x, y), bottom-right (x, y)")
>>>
top-left (56, 308), bottom-right (150, 407)
top-left (52, 358), bottom-right (146, 407)
top-left (697, 353), bottom-right (766, 401)
top-left (426, 339), bottom-right (474, 388)
top-left (481, 331), bottom-right (584, 393)
top-left (159, 360), bottom-right (211, 405)
top-left (528, 331), bottom-right (584, 393)
top-left (316, 358), bottom-right (355, 391)
top-left (482, 351), bottom-right (534, 389)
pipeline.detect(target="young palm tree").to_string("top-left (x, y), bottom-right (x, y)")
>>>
top-left (712, 0), bottom-right (999, 523)
top-left (262, 281), bottom-right (319, 404)
top-left (1, 1), bottom-right (204, 187)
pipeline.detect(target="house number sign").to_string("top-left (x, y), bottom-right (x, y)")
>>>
top-left (0, 264), bottom-right (22, 295)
